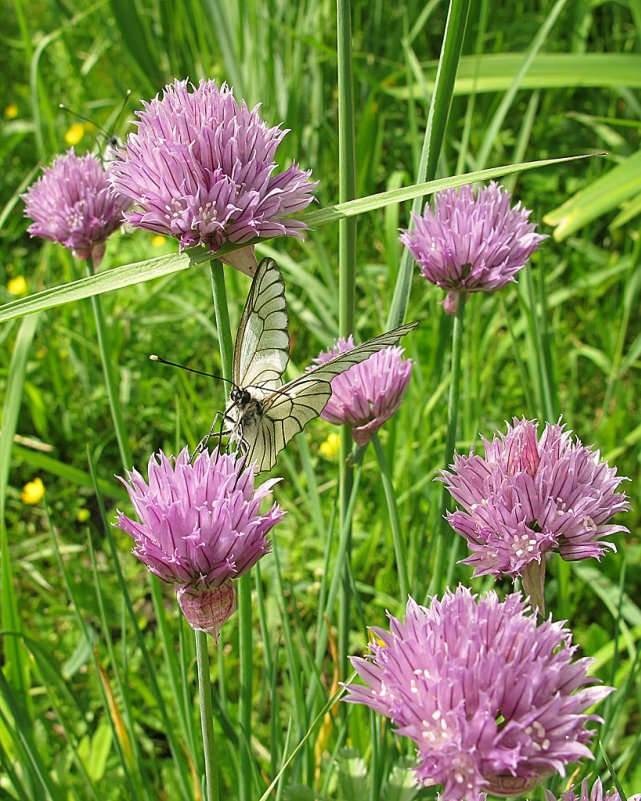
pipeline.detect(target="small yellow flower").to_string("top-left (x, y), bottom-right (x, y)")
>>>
top-left (76, 508), bottom-right (91, 523)
top-left (65, 122), bottom-right (85, 146)
top-left (152, 235), bottom-right (166, 248)
top-left (20, 477), bottom-right (45, 505)
top-left (5, 104), bottom-right (18, 119)
top-left (319, 432), bottom-right (340, 459)
top-left (7, 276), bottom-right (27, 296)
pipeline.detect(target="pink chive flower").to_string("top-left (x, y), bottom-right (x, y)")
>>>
top-left (110, 79), bottom-right (317, 263)
top-left (22, 148), bottom-right (129, 261)
top-left (439, 418), bottom-right (630, 581)
top-left (546, 778), bottom-right (640, 801)
top-left (344, 586), bottom-right (612, 801)
top-left (400, 182), bottom-right (545, 314)
top-left (311, 337), bottom-right (412, 447)
top-left (115, 447), bottom-right (284, 640)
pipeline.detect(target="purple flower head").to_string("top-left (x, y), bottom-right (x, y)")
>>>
top-left (110, 79), bottom-right (317, 261)
top-left (400, 182), bottom-right (545, 314)
top-left (345, 586), bottom-right (612, 801)
top-left (22, 149), bottom-right (129, 261)
top-left (115, 447), bottom-right (284, 639)
top-left (439, 418), bottom-right (630, 580)
top-left (546, 778), bottom-right (640, 801)
top-left (311, 337), bottom-right (412, 447)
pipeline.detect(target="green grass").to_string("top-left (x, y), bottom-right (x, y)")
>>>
top-left (1, 0), bottom-right (640, 799)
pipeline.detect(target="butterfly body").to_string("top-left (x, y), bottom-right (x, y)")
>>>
top-left (221, 258), bottom-right (418, 472)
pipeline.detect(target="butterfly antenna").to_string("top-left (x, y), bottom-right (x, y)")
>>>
top-left (149, 354), bottom-right (235, 387)
top-left (111, 90), bottom-right (132, 133)
top-left (58, 104), bottom-right (111, 138)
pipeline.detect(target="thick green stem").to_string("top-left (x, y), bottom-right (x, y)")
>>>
top-left (336, 0), bottom-right (358, 678)
top-left (209, 259), bottom-right (253, 801)
top-left (85, 256), bottom-right (132, 470)
top-left (387, 0), bottom-right (471, 330)
top-left (372, 436), bottom-right (409, 601)
top-left (209, 261), bottom-right (234, 383)
top-left (429, 294), bottom-right (467, 595)
top-left (196, 631), bottom-right (220, 801)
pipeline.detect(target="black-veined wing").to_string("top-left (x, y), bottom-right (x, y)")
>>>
top-left (233, 257), bottom-right (289, 392)
top-left (241, 321), bottom-right (418, 472)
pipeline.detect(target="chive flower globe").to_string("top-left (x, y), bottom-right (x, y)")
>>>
top-left (345, 586), bottom-right (611, 801)
top-left (115, 448), bottom-right (284, 640)
top-left (110, 79), bottom-right (317, 261)
top-left (22, 148), bottom-right (129, 261)
top-left (439, 418), bottom-right (630, 581)
top-left (400, 182), bottom-right (545, 314)
top-left (546, 778), bottom-right (640, 801)
top-left (311, 337), bottom-right (412, 447)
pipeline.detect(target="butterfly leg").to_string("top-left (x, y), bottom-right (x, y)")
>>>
top-left (191, 410), bottom-right (234, 462)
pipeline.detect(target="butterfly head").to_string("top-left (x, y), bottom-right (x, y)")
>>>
top-left (230, 387), bottom-right (252, 407)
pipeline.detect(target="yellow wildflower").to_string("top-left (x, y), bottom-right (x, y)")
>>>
top-left (20, 477), bottom-right (45, 505)
top-left (5, 104), bottom-right (18, 119)
top-left (7, 276), bottom-right (27, 296)
top-left (65, 122), bottom-right (85, 146)
top-left (319, 432), bottom-right (340, 459)
top-left (76, 508), bottom-right (91, 523)
top-left (152, 235), bottom-right (166, 248)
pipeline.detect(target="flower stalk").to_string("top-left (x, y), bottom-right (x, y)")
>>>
top-left (430, 293), bottom-right (466, 593)
top-left (208, 261), bottom-right (253, 801)
top-left (86, 255), bottom-right (132, 470)
top-left (196, 630), bottom-right (220, 801)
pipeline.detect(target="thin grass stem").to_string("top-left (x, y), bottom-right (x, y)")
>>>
top-left (336, 0), bottom-right (358, 679)
top-left (372, 435), bottom-right (409, 601)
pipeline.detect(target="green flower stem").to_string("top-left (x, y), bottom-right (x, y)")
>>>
top-left (209, 260), bottom-right (234, 382)
top-left (372, 435), bottom-right (409, 601)
top-left (429, 294), bottom-right (467, 596)
top-left (209, 259), bottom-right (253, 801)
top-left (387, 0), bottom-right (471, 330)
top-left (196, 630), bottom-right (220, 801)
top-left (85, 256), bottom-right (132, 470)
top-left (336, 0), bottom-right (358, 679)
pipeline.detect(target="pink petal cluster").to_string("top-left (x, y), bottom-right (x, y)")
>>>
top-left (312, 337), bottom-right (412, 447)
top-left (546, 778), bottom-right (640, 801)
top-left (110, 79), bottom-right (317, 254)
top-left (116, 447), bottom-right (284, 638)
top-left (345, 586), bottom-right (612, 801)
top-left (22, 149), bottom-right (129, 260)
top-left (439, 418), bottom-right (630, 579)
top-left (400, 182), bottom-right (545, 313)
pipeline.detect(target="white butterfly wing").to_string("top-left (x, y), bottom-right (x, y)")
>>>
top-left (242, 321), bottom-right (418, 472)
top-left (233, 258), bottom-right (290, 391)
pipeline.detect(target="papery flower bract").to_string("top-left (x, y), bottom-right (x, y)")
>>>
top-left (345, 586), bottom-right (611, 801)
top-left (546, 778), bottom-right (640, 801)
top-left (439, 418), bottom-right (630, 580)
top-left (22, 149), bottom-right (129, 260)
top-left (400, 182), bottom-right (545, 313)
top-left (115, 447), bottom-right (284, 639)
top-left (110, 79), bottom-right (317, 260)
top-left (311, 337), bottom-right (412, 447)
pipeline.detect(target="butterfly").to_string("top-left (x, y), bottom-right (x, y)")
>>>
top-left (207, 257), bottom-right (418, 473)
